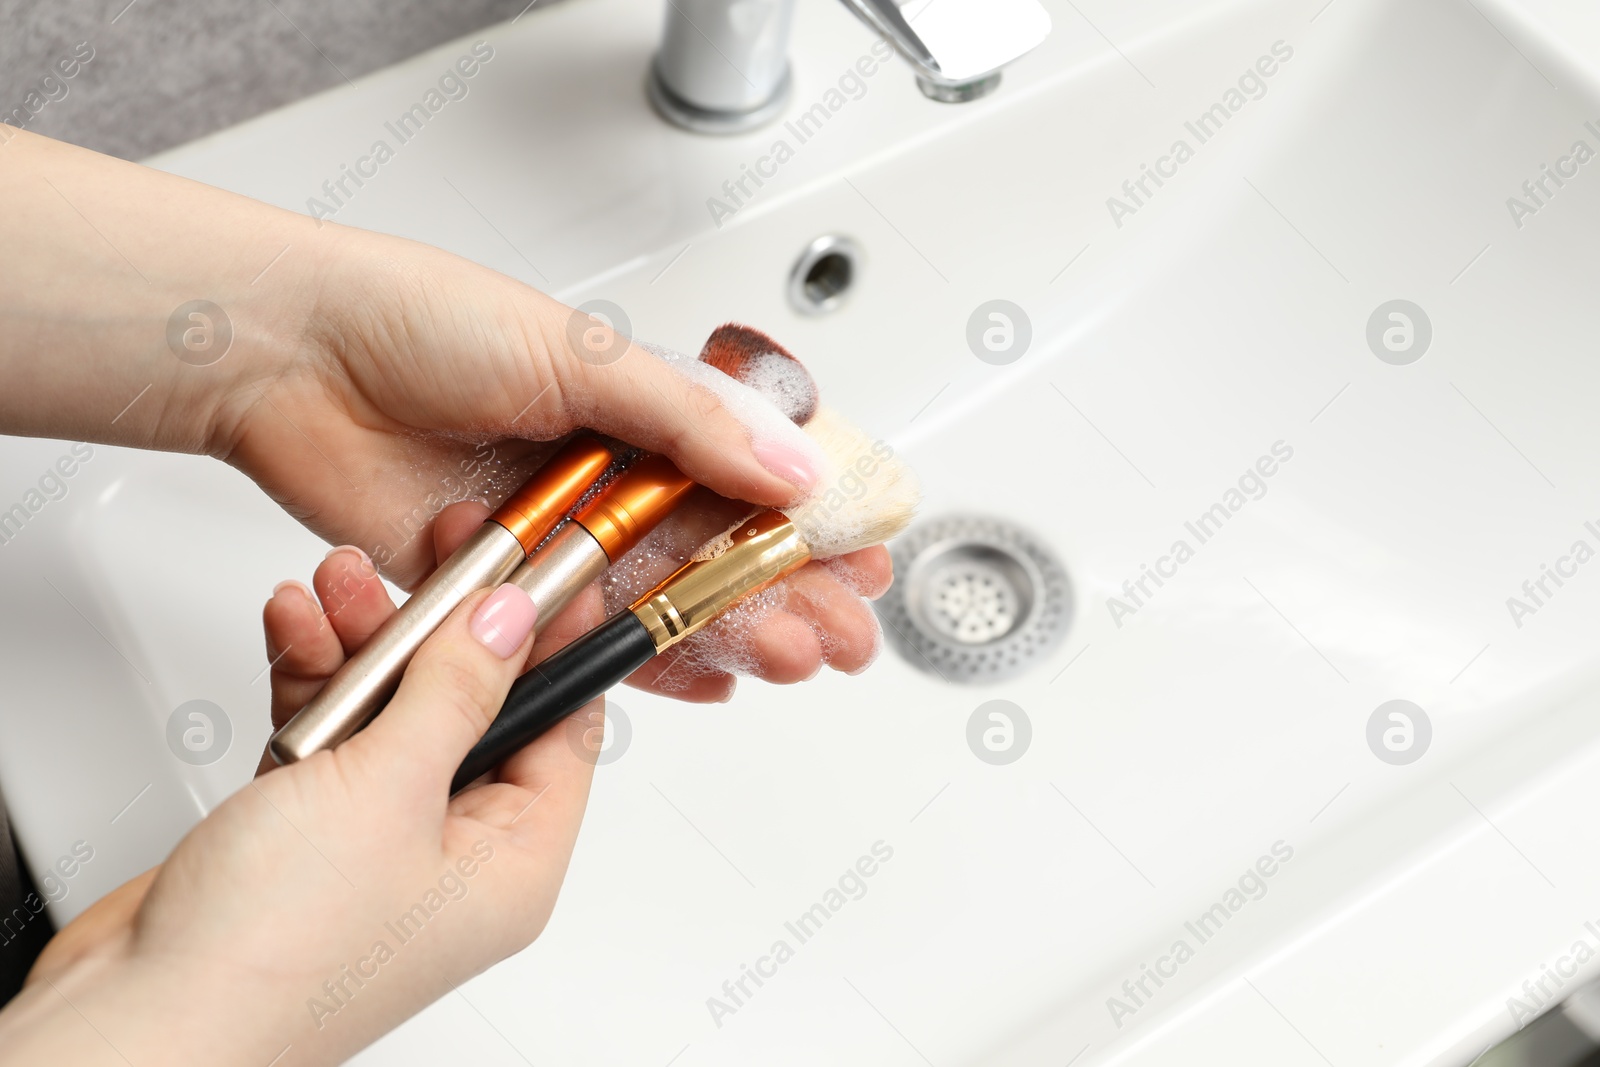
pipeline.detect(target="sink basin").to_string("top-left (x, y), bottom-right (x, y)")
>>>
top-left (9, 0), bottom-right (1600, 1062)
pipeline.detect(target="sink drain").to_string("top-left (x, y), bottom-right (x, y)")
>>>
top-left (875, 515), bottom-right (1071, 683)
top-left (788, 235), bottom-right (858, 316)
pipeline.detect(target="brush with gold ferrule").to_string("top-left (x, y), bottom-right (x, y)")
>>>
top-left (269, 436), bottom-right (614, 765)
top-left (451, 409), bottom-right (919, 794)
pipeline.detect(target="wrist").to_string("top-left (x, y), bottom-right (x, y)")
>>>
top-left (200, 220), bottom-right (357, 463)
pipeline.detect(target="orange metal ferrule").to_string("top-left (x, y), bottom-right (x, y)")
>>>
top-left (574, 453), bottom-right (697, 561)
top-left (489, 437), bottom-right (615, 555)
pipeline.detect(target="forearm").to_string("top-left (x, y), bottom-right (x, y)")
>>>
top-left (0, 129), bottom-right (335, 455)
top-left (0, 949), bottom-right (272, 1066)
top-left (0, 943), bottom-right (375, 1067)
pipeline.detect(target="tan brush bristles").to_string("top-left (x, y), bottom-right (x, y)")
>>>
top-left (781, 407), bottom-right (920, 558)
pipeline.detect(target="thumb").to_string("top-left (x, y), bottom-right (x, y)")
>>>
top-left (536, 303), bottom-right (823, 507)
top-left (343, 583), bottom-right (537, 800)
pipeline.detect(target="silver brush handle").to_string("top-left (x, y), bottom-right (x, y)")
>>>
top-left (269, 522), bottom-right (526, 764)
top-left (509, 522), bottom-right (611, 635)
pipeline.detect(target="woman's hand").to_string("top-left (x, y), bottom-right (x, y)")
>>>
top-left (0, 129), bottom-right (823, 589)
top-left (0, 130), bottom-right (894, 686)
top-left (213, 232), bottom-right (827, 589)
top-left (1, 493), bottom-right (889, 1065)
top-left (3, 534), bottom-right (605, 1067)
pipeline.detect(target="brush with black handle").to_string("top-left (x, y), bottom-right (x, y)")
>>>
top-left (451, 408), bottom-right (920, 795)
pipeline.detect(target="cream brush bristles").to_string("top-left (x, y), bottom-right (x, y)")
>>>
top-left (785, 406), bottom-right (920, 555)
top-left (692, 406), bottom-right (920, 562)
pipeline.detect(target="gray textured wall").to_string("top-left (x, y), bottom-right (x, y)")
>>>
top-left (0, 0), bottom-right (556, 159)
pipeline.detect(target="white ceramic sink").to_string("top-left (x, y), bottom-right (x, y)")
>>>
top-left (10, 0), bottom-right (1600, 1062)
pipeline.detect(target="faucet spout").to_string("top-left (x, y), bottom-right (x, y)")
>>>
top-left (838, 0), bottom-right (1051, 102)
top-left (647, 0), bottom-right (1050, 134)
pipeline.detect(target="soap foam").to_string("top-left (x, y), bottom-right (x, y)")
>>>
top-left (648, 589), bottom-right (777, 691)
top-left (604, 527), bottom-right (889, 691)
top-left (637, 341), bottom-right (826, 480)
top-left (819, 554), bottom-right (880, 597)
top-left (735, 349), bottom-right (816, 422)
top-left (600, 517), bottom-right (810, 691)
top-left (600, 518), bottom-right (699, 615)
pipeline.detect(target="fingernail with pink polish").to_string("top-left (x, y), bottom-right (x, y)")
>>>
top-left (470, 584), bottom-right (537, 659)
top-left (753, 440), bottom-right (820, 491)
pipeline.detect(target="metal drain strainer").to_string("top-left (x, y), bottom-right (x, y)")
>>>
top-left (875, 515), bottom-right (1071, 683)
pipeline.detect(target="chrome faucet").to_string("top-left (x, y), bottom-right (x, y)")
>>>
top-left (647, 0), bottom-right (1052, 134)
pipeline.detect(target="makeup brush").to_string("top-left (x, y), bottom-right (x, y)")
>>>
top-left (698, 322), bottom-right (818, 424)
top-left (451, 408), bottom-right (919, 794)
top-left (505, 323), bottom-right (820, 637)
top-left (270, 436), bottom-right (615, 764)
top-left (271, 325), bottom-right (817, 765)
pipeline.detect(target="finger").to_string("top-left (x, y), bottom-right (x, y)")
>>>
top-left (300, 503), bottom-right (488, 674)
top-left (637, 602), bottom-right (821, 688)
top-left (288, 505), bottom-right (490, 707)
top-left (313, 546), bottom-right (396, 654)
top-left (263, 580), bottom-right (345, 730)
top-left (434, 500), bottom-right (492, 563)
top-left (520, 579), bottom-right (606, 673)
top-left (533, 305), bottom-right (822, 508)
top-left (747, 610), bottom-right (824, 683)
top-left (450, 583), bottom-right (605, 835)
top-left (624, 655), bottom-right (738, 703)
top-left (776, 563), bottom-right (884, 675)
top-left (622, 560), bottom-right (883, 695)
top-left (344, 583), bottom-right (538, 800)
top-left (257, 510), bottom-right (488, 775)
top-left (446, 698), bottom-right (601, 865)
top-left (259, 551), bottom-right (398, 772)
top-left (821, 545), bottom-right (894, 600)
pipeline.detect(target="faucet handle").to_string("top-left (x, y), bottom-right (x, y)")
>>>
top-left (839, 0), bottom-right (1051, 101)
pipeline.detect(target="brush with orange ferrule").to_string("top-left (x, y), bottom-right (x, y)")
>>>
top-left (507, 453), bottom-right (696, 634)
top-left (269, 436), bottom-right (614, 765)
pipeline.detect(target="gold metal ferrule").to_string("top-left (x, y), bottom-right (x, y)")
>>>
top-left (630, 510), bottom-right (812, 652)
